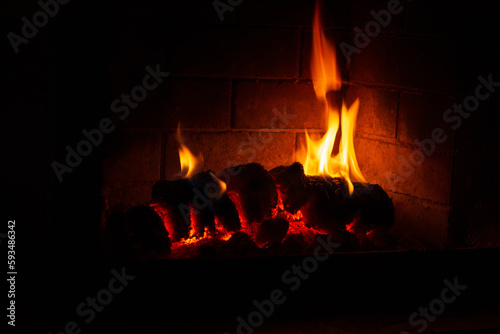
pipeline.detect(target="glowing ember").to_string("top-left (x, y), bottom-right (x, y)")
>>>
top-left (345, 221), bottom-right (355, 233)
top-left (297, 1), bottom-right (367, 195)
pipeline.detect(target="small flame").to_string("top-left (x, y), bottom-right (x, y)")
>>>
top-left (297, 1), bottom-right (366, 195)
top-left (176, 123), bottom-right (202, 178)
top-left (209, 171), bottom-right (227, 199)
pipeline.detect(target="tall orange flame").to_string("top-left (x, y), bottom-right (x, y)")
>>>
top-left (176, 123), bottom-right (202, 178)
top-left (311, 1), bottom-right (341, 99)
top-left (298, 1), bottom-right (366, 194)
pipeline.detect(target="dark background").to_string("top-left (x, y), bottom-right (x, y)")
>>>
top-left (2, 0), bottom-right (499, 333)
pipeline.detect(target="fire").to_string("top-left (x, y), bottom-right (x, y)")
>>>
top-left (209, 171), bottom-right (227, 199)
top-left (297, 1), bottom-right (367, 194)
top-left (176, 123), bottom-right (202, 178)
top-left (166, 2), bottom-right (368, 255)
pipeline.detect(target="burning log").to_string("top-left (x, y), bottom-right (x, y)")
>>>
top-left (217, 163), bottom-right (278, 226)
top-left (150, 171), bottom-right (241, 242)
top-left (103, 205), bottom-right (172, 260)
top-left (126, 205), bottom-right (172, 258)
top-left (280, 233), bottom-right (308, 255)
top-left (213, 194), bottom-right (241, 232)
top-left (188, 171), bottom-right (218, 237)
top-left (255, 218), bottom-right (289, 247)
top-left (150, 179), bottom-right (192, 242)
top-left (224, 231), bottom-right (261, 256)
top-left (270, 162), bottom-right (394, 241)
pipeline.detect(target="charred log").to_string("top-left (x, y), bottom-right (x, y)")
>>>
top-left (189, 171), bottom-right (217, 237)
top-left (217, 163), bottom-right (278, 225)
top-left (150, 171), bottom-right (241, 241)
top-left (103, 205), bottom-right (171, 260)
top-left (255, 218), bottom-right (289, 247)
top-left (271, 162), bottom-right (394, 238)
top-left (213, 194), bottom-right (241, 232)
top-left (150, 179), bottom-right (191, 241)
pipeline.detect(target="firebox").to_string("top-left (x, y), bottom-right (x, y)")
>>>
top-left (102, 0), bottom-right (500, 260)
top-left (6, 0), bottom-right (500, 332)
top-left (97, 0), bottom-right (499, 332)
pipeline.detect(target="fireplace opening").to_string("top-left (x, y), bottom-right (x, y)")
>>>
top-left (102, 0), bottom-right (500, 263)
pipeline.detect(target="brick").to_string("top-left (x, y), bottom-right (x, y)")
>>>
top-left (168, 25), bottom-right (299, 78)
top-left (236, 0), bottom-right (351, 28)
top-left (322, 1), bottom-right (353, 28)
top-left (231, 0), bottom-right (353, 28)
top-left (237, 0), bottom-right (312, 27)
top-left (107, 21), bottom-right (165, 76)
top-left (351, 0), bottom-right (406, 33)
top-left (110, 78), bottom-right (231, 129)
top-left (103, 132), bottom-right (161, 183)
top-left (350, 36), bottom-right (460, 93)
top-left (301, 30), bottom-right (352, 81)
top-left (449, 96), bottom-right (500, 247)
top-left (237, 0), bottom-right (313, 27)
top-left (389, 191), bottom-right (449, 248)
top-left (234, 80), bottom-right (325, 129)
top-left (164, 131), bottom-right (296, 178)
top-left (346, 85), bottom-right (398, 138)
top-left (102, 181), bottom-right (155, 217)
top-left (398, 92), bottom-right (456, 152)
top-left (354, 137), bottom-right (453, 204)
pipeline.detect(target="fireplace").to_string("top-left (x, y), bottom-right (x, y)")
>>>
top-left (95, 0), bottom-right (499, 332)
top-left (102, 0), bottom-right (499, 259)
top-left (5, 0), bottom-right (500, 332)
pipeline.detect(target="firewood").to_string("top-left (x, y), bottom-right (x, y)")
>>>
top-left (188, 171), bottom-right (217, 237)
top-left (255, 218), bottom-right (289, 247)
top-left (150, 171), bottom-right (241, 241)
top-left (213, 194), bottom-right (241, 232)
top-left (217, 163), bottom-right (278, 225)
top-left (270, 162), bottom-right (394, 238)
top-left (126, 205), bottom-right (172, 258)
top-left (150, 179), bottom-right (192, 242)
top-left (103, 206), bottom-right (172, 260)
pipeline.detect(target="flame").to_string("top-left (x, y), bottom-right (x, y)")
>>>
top-left (209, 171), bottom-right (227, 199)
top-left (176, 123), bottom-right (202, 178)
top-left (297, 1), bottom-right (366, 194)
top-left (311, 1), bottom-right (341, 98)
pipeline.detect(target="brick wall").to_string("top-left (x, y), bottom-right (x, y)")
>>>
top-left (103, 0), bottom-right (477, 248)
